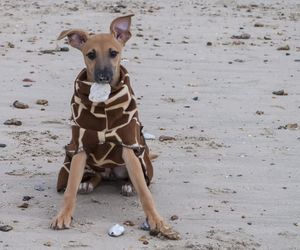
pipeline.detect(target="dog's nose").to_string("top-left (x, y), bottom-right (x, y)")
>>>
top-left (95, 68), bottom-right (112, 83)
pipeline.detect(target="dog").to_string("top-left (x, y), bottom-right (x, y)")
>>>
top-left (50, 14), bottom-right (180, 240)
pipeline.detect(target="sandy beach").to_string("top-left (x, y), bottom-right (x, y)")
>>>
top-left (0, 0), bottom-right (299, 249)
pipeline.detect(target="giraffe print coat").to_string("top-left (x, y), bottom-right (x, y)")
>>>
top-left (56, 65), bottom-right (153, 192)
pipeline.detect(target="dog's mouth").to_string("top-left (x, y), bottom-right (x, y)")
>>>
top-left (88, 82), bottom-right (111, 103)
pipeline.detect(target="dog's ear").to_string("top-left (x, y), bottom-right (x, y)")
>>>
top-left (110, 14), bottom-right (134, 45)
top-left (57, 29), bottom-right (90, 50)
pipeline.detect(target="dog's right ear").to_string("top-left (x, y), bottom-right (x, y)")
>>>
top-left (57, 29), bottom-right (89, 50)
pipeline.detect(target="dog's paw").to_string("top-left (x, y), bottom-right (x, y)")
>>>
top-left (50, 211), bottom-right (73, 230)
top-left (78, 182), bottom-right (94, 194)
top-left (148, 214), bottom-right (181, 240)
top-left (121, 183), bottom-right (135, 196)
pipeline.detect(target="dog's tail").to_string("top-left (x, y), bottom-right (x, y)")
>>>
top-left (149, 152), bottom-right (159, 161)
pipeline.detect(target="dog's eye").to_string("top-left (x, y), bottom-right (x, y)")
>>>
top-left (86, 50), bottom-right (96, 60)
top-left (109, 49), bottom-right (119, 58)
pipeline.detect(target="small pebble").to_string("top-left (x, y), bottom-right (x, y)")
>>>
top-left (43, 241), bottom-right (52, 247)
top-left (0, 143), bottom-right (6, 148)
top-left (123, 220), bottom-right (135, 226)
top-left (231, 33), bottom-right (251, 39)
top-left (0, 225), bottom-right (13, 232)
top-left (140, 219), bottom-right (150, 231)
top-left (60, 47), bottom-right (69, 52)
top-left (254, 23), bottom-right (264, 27)
top-left (13, 100), bottom-right (29, 109)
top-left (277, 45), bottom-right (290, 51)
top-left (3, 119), bottom-right (22, 126)
top-left (22, 78), bottom-right (35, 82)
top-left (18, 203), bottom-right (29, 208)
top-left (23, 196), bottom-right (32, 201)
top-left (170, 215), bottom-right (179, 221)
top-left (36, 99), bottom-right (48, 105)
top-left (159, 135), bottom-right (176, 142)
top-left (34, 184), bottom-right (45, 191)
top-left (272, 90), bottom-right (287, 96)
top-left (138, 235), bottom-right (149, 245)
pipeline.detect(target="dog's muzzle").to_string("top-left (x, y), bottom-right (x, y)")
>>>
top-left (94, 68), bottom-right (113, 84)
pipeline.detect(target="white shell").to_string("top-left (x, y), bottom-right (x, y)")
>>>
top-left (143, 132), bottom-right (156, 140)
top-left (108, 224), bottom-right (125, 237)
top-left (89, 83), bottom-right (110, 103)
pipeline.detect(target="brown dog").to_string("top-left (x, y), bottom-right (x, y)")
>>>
top-left (50, 15), bottom-right (180, 240)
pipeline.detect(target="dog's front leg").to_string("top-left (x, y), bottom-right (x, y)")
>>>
top-left (51, 151), bottom-right (87, 230)
top-left (122, 147), bottom-right (180, 240)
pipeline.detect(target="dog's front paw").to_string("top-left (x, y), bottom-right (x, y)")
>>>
top-left (148, 214), bottom-right (181, 240)
top-left (78, 182), bottom-right (94, 194)
top-left (50, 210), bottom-right (73, 230)
top-left (121, 183), bottom-right (135, 196)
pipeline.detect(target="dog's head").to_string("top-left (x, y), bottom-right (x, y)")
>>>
top-left (58, 15), bottom-right (133, 88)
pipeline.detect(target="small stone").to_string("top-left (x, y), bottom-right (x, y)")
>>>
top-left (23, 196), bottom-right (32, 201)
top-left (234, 59), bottom-right (244, 63)
top-left (272, 90), bottom-right (287, 96)
top-left (264, 36), bottom-right (271, 40)
top-left (256, 110), bottom-right (264, 115)
top-left (231, 33), bottom-right (251, 39)
top-left (140, 219), bottom-right (150, 231)
top-left (0, 143), bottom-right (6, 148)
top-left (159, 135), bottom-right (176, 142)
top-left (23, 84), bottom-right (32, 87)
top-left (60, 47), bottom-right (69, 52)
top-left (13, 100), bottom-right (29, 109)
top-left (34, 184), bottom-right (45, 191)
top-left (0, 225), bottom-right (13, 232)
top-left (22, 78), bottom-right (35, 82)
top-left (170, 215), bottom-right (179, 221)
top-left (3, 119), bottom-right (22, 126)
top-left (36, 99), bottom-right (48, 105)
top-left (7, 42), bottom-right (15, 48)
top-left (286, 123), bottom-right (298, 130)
top-left (138, 235), bottom-right (149, 245)
top-left (43, 241), bottom-right (52, 247)
top-left (192, 96), bottom-right (198, 101)
top-left (232, 40), bottom-right (245, 45)
top-left (254, 23), bottom-right (264, 27)
top-left (206, 42), bottom-right (212, 46)
top-left (277, 45), bottom-right (290, 51)
top-left (18, 203), bottom-right (29, 208)
top-left (123, 220), bottom-right (135, 226)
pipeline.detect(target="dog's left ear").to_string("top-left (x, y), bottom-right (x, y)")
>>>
top-left (57, 29), bottom-right (90, 50)
top-left (110, 14), bottom-right (134, 45)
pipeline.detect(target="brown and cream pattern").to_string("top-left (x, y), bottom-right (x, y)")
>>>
top-left (57, 65), bottom-right (153, 192)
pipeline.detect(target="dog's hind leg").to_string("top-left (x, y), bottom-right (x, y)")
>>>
top-left (78, 174), bottom-right (102, 194)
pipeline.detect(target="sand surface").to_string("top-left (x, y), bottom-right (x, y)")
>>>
top-left (0, 0), bottom-right (300, 249)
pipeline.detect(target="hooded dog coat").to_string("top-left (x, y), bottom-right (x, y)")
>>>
top-left (56, 65), bottom-right (153, 192)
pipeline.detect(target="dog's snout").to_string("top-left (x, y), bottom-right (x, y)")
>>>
top-left (94, 68), bottom-right (113, 83)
